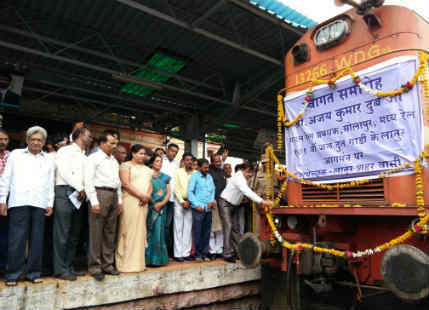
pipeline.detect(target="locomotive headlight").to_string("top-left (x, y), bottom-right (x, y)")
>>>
top-left (314, 19), bottom-right (350, 50)
top-left (287, 216), bottom-right (298, 230)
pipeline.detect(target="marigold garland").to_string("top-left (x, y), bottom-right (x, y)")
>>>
top-left (278, 203), bottom-right (409, 208)
top-left (265, 199), bottom-right (429, 259)
top-left (420, 54), bottom-right (429, 124)
top-left (412, 158), bottom-right (429, 235)
top-left (277, 94), bottom-right (306, 128)
top-left (267, 146), bottom-right (422, 191)
top-left (264, 147), bottom-right (273, 201)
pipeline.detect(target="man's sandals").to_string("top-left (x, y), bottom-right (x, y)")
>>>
top-left (5, 280), bottom-right (17, 287)
top-left (33, 278), bottom-right (43, 284)
top-left (28, 278), bottom-right (43, 284)
top-left (5, 278), bottom-right (43, 286)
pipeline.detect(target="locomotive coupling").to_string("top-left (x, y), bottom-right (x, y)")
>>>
top-left (381, 244), bottom-right (429, 301)
top-left (238, 232), bottom-right (277, 268)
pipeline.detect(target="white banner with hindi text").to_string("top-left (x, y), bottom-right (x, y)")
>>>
top-left (284, 57), bottom-right (424, 181)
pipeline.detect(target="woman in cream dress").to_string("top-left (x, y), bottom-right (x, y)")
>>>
top-left (116, 144), bottom-right (152, 272)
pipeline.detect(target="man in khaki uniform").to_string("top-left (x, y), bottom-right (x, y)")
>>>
top-left (252, 155), bottom-right (282, 235)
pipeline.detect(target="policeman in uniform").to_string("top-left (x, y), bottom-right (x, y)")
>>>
top-left (252, 154), bottom-right (285, 235)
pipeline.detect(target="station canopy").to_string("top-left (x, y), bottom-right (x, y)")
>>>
top-left (0, 0), bottom-right (314, 159)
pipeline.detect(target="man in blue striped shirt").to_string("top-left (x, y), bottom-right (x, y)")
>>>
top-left (187, 158), bottom-right (216, 262)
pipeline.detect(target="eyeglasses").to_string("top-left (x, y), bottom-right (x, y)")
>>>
top-left (29, 138), bottom-right (44, 143)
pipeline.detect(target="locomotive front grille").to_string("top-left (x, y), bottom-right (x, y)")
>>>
top-left (301, 178), bottom-right (384, 205)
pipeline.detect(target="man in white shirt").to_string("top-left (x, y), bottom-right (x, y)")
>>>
top-left (53, 127), bottom-right (92, 281)
top-left (112, 145), bottom-right (127, 164)
top-left (0, 126), bottom-right (54, 286)
top-left (219, 162), bottom-right (272, 263)
top-left (85, 131), bottom-right (122, 281)
top-left (160, 143), bottom-right (179, 257)
top-left (69, 121), bottom-right (85, 143)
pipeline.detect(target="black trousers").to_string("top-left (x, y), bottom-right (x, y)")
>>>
top-left (0, 215), bottom-right (8, 273)
top-left (42, 214), bottom-right (53, 275)
top-left (52, 186), bottom-right (84, 276)
top-left (218, 199), bottom-right (241, 258)
top-left (164, 201), bottom-right (174, 257)
top-left (192, 209), bottom-right (212, 259)
top-left (7, 206), bottom-right (45, 281)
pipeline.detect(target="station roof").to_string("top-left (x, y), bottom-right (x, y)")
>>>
top-left (0, 0), bottom-right (311, 159)
top-left (249, 0), bottom-right (317, 28)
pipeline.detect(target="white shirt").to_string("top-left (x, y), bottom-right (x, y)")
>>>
top-left (85, 149), bottom-right (122, 206)
top-left (45, 152), bottom-right (57, 176)
top-left (220, 170), bottom-right (262, 206)
top-left (55, 143), bottom-right (86, 191)
top-left (46, 151), bottom-right (57, 161)
top-left (161, 156), bottom-right (179, 201)
top-left (0, 148), bottom-right (55, 209)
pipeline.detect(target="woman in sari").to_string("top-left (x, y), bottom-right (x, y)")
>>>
top-left (146, 154), bottom-right (171, 266)
top-left (116, 144), bottom-right (152, 272)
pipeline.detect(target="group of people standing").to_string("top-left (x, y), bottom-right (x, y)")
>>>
top-left (0, 122), bottom-right (272, 287)
top-left (162, 145), bottom-right (273, 264)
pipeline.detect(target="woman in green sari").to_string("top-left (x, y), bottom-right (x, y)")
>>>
top-left (146, 154), bottom-right (171, 266)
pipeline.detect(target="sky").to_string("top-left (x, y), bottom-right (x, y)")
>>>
top-left (277, 0), bottom-right (429, 24)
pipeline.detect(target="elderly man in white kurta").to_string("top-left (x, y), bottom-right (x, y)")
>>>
top-left (0, 126), bottom-right (54, 286)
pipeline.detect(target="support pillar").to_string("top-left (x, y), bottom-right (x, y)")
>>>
top-left (202, 133), bottom-right (206, 159)
top-left (184, 113), bottom-right (201, 158)
top-left (184, 139), bottom-right (199, 157)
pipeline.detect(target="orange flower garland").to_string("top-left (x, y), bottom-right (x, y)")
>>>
top-left (267, 145), bottom-right (420, 191)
